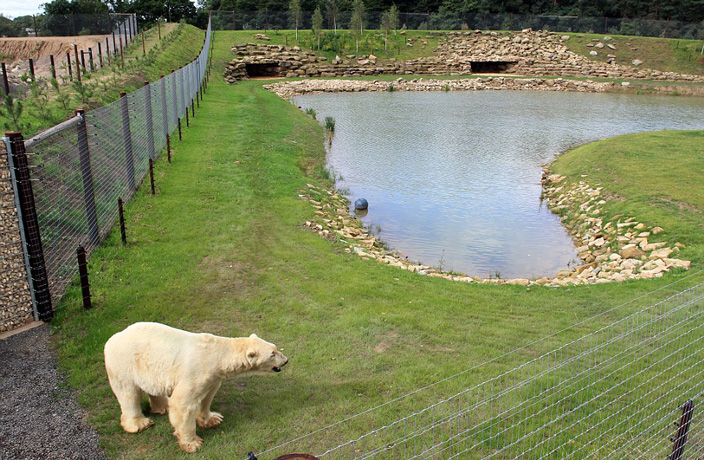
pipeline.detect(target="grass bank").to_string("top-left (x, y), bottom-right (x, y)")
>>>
top-left (51, 30), bottom-right (704, 459)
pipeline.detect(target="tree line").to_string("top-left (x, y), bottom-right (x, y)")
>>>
top-left (1, 0), bottom-right (703, 37)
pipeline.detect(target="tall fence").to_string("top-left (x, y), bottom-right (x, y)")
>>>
top-left (1, 14), bottom-right (137, 97)
top-left (255, 279), bottom-right (704, 459)
top-left (1, 18), bottom-right (212, 324)
top-left (209, 10), bottom-right (704, 40)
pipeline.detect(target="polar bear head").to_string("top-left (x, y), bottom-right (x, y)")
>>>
top-left (245, 334), bottom-right (289, 374)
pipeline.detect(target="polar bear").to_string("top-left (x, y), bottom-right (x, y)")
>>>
top-left (104, 322), bottom-right (288, 453)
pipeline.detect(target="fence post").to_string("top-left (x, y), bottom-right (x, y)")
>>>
top-left (2, 62), bottom-right (10, 95)
top-left (73, 44), bottom-right (81, 82)
top-left (143, 82), bottom-right (155, 160)
top-left (28, 59), bottom-right (35, 82)
top-left (4, 131), bottom-right (53, 322)
top-left (97, 43), bottom-right (103, 68)
top-left (119, 92), bottom-right (136, 191)
top-left (148, 158), bottom-right (155, 195)
top-left (66, 52), bottom-right (73, 81)
top-left (76, 246), bottom-right (91, 309)
top-left (75, 109), bottom-right (100, 248)
top-left (49, 55), bottom-right (56, 80)
top-left (670, 400), bottom-right (695, 460)
top-left (80, 50), bottom-right (87, 75)
top-left (118, 198), bottom-right (127, 245)
top-left (159, 75), bottom-right (170, 162)
top-left (89, 48), bottom-right (95, 72)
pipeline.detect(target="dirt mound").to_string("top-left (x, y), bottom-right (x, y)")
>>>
top-left (0, 35), bottom-right (108, 62)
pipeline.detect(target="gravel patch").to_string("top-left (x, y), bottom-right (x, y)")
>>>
top-left (0, 323), bottom-right (107, 460)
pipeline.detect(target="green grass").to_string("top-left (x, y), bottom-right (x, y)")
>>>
top-left (550, 130), bottom-right (704, 265)
top-left (47, 30), bottom-right (704, 459)
top-left (564, 33), bottom-right (704, 76)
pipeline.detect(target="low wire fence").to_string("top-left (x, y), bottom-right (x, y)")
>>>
top-left (209, 10), bottom-right (704, 40)
top-left (254, 279), bottom-right (704, 459)
top-left (2, 18), bottom-right (212, 322)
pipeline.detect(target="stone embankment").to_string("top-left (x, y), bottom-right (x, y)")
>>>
top-left (225, 29), bottom-right (704, 84)
top-left (299, 174), bottom-right (690, 287)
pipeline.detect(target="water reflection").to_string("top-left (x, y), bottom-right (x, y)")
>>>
top-left (295, 90), bottom-right (704, 278)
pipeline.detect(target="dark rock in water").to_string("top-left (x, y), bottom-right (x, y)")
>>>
top-left (354, 198), bottom-right (368, 210)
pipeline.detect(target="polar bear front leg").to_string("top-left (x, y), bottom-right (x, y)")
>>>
top-left (169, 387), bottom-right (203, 453)
top-left (197, 381), bottom-right (224, 429)
top-left (107, 374), bottom-right (153, 433)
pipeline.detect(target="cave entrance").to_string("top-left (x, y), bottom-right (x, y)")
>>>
top-left (245, 63), bottom-right (283, 77)
top-left (470, 61), bottom-right (518, 73)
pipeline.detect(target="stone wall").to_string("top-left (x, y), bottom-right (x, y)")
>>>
top-left (0, 140), bottom-right (34, 332)
top-left (225, 29), bottom-right (704, 84)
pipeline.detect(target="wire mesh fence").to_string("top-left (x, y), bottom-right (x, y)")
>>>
top-left (3, 18), bottom-right (211, 312)
top-left (253, 280), bottom-right (704, 460)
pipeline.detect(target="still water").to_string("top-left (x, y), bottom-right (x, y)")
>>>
top-left (295, 90), bottom-right (704, 279)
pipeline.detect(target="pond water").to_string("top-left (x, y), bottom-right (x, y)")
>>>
top-left (295, 90), bottom-right (704, 279)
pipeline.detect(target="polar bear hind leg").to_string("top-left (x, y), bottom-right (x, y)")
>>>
top-left (149, 394), bottom-right (169, 415)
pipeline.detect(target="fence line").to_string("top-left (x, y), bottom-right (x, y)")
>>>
top-left (1, 14), bottom-right (137, 97)
top-left (1, 17), bottom-right (212, 323)
top-left (252, 279), bottom-right (704, 459)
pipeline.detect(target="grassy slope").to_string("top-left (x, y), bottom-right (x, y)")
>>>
top-left (563, 33), bottom-right (704, 76)
top-left (51, 30), bottom-right (704, 459)
top-left (550, 130), bottom-right (704, 264)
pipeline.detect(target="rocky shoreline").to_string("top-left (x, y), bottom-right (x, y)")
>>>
top-left (300, 171), bottom-right (691, 287)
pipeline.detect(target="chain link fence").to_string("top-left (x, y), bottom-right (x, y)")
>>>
top-left (1, 18), bottom-right (211, 325)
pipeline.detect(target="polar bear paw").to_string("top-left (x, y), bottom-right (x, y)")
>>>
top-left (121, 416), bottom-right (154, 433)
top-left (197, 411), bottom-right (224, 429)
top-left (176, 434), bottom-right (204, 453)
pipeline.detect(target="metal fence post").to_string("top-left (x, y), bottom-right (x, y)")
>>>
top-left (66, 52), bottom-right (73, 81)
top-left (49, 55), bottom-right (56, 80)
top-left (76, 245), bottom-right (91, 309)
top-left (160, 75), bottom-right (170, 162)
top-left (2, 62), bottom-right (10, 95)
top-left (75, 109), bottom-right (100, 247)
top-left (670, 400), bottom-right (695, 460)
top-left (143, 82), bottom-right (155, 160)
top-left (119, 92), bottom-right (136, 190)
top-left (4, 131), bottom-right (53, 322)
top-left (74, 44), bottom-right (81, 81)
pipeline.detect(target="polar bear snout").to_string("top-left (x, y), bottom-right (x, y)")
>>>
top-left (273, 357), bottom-right (289, 373)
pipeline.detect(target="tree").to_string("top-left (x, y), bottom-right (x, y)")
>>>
top-left (0, 15), bottom-right (21, 36)
top-left (312, 6), bottom-right (324, 49)
top-left (289, 0), bottom-right (301, 40)
top-left (350, 0), bottom-right (366, 35)
top-left (325, 0), bottom-right (340, 32)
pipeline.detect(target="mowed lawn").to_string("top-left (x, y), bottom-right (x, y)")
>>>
top-left (52, 30), bottom-right (704, 459)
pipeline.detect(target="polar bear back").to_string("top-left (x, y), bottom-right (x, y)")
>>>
top-left (104, 322), bottom-right (225, 396)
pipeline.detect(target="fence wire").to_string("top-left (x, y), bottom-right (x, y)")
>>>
top-left (14, 18), bottom-right (211, 305)
top-left (253, 281), bottom-right (704, 460)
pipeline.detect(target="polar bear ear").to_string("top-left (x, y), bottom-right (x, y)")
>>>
top-left (246, 349), bottom-right (258, 364)
top-left (249, 333), bottom-right (259, 339)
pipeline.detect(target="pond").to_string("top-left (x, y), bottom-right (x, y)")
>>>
top-left (295, 90), bottom-right (704, 279)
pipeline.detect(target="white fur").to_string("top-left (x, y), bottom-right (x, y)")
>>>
top-left (104, 322), bottom-right (288, 453)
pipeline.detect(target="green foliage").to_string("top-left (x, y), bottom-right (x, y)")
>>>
top-left (324, 115), bottom-right (336, 132)
top-left (0, 95), bottom-right (25, 131)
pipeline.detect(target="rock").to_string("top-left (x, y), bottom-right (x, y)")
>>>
top-left (652, 227), bottom-right (664, 234)
top-left (649, 248), bottom-right (673, 260)
top-left (595, 42), bottom-right (604, 49)
top-left (632, 59), bottom-right (643, 66)
top-left (506, 278), bottom-right (530, 286)
top-left (621, 81), bottom-right (631, 86)
top-left (590, 51), bottom-right (598, 56)
top-left (556, 269), bottom-right (574, 279)
top-left (561, 35), bottom-right (571, 41)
